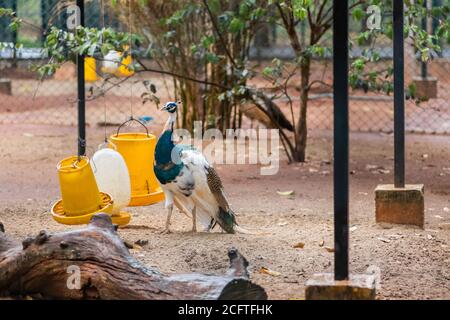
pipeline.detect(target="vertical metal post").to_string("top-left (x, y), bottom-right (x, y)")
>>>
top-left (432, 0), bottom-right (441, 52)
top-left (11, 0), bottom-right (17, 42)
top-left (11, 0), bottom-right (17, 67)
top-left (77, 0), bottom-right (86, 156)
top-left (0, 0), bottom-right (18, 63)
top-left (393, 0), bottom-right (405, 188)
top-left (333, 0), bottom-right (349, 281)
top-left (420, 0), bottom-right (428, 79)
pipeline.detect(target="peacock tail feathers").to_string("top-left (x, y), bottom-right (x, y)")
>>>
top-left (217, 207), bottom-right (237, 234)
top-left (205, 166), bottom-right (237, 234)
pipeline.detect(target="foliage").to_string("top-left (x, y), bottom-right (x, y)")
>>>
top-left (1, 1), bottom-right (449, 162)
top-left (112, 0), bottom-right (270, 131)
top-left (260, 0), bottom-right (450, 161)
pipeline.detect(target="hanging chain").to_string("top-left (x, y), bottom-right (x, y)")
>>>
top-left (129, 0), bottom-right (134, 120)
top-left (101, 0), bottom-right (108, 142)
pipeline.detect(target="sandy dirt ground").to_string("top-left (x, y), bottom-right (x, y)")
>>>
top-left (0, 123), bottom-right (449, 300)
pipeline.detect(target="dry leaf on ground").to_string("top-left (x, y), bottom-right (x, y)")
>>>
top-left (293, 242), bottom-right (305, 249)
top-left (277, 190), bottom-right (294, 196)
top-left (259, 267), bottom-right (281, 277)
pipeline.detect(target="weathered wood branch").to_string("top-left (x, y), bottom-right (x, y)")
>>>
top-left (0, 214), bottom-right (266, 300)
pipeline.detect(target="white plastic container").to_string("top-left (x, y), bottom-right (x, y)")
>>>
top-left (103, 51), bottom-right (121, 74)
top-left (92, 146), bottom-right (131, 215)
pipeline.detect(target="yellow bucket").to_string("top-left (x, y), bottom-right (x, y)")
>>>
top-left (109, 120), bottom-right (164, 206)
top-left (85, 57), bottom-right (98, 82)
top-left (116, 54), bottom-right (134, 77)
top-left (101, 50), bottom-right (134, 78)
top-left (57, 156), bottom-right (102, 216)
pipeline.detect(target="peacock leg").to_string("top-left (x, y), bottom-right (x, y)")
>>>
top-left (205, 218), bottom-right (216, 232)
top-left (191, 206), bottom-right (197, 232)
top-left (161, 204), bottom-right (173, 234)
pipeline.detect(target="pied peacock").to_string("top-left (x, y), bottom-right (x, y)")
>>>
top-left (154, 102), bottom-right (237, 234)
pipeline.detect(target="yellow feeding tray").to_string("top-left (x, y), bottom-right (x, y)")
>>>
top-left (51, 192), bottom-right (130, 226)
top-left (109, 118), bottom-right (165, 207)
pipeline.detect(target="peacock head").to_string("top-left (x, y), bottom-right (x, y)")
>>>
top-left (161, 101), bottom-right (178, 114)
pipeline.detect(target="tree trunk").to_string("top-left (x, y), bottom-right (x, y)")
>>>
top-left (293, 58), bottom-right (311, 162)
top-left (0, 214), bottom-right (267, 300)
top-left (279, 4), bottom-right (312, 163)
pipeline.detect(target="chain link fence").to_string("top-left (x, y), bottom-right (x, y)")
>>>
top-left (0, 0), bottom-right (449, 135)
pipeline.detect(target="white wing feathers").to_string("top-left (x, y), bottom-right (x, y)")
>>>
top-left (162, 149), bottom-right (219, 230)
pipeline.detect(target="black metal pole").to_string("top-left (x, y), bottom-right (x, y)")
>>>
top-left (393, 0), bottom-right (405, 188)
top-left (421, 0), bottom-right (428, 79)
top-left (11, 0), bottom-right (17, 67)
top-left (432, 0), bottom-right (441, 53)
top-left (77, 0), bottom-right (86, 156)
top-left (333, 0), bottom-right (349, 281)
top-left (11, 0), bottom-right (17, 42)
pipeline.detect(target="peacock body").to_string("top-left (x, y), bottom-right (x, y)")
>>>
top-left (154, 102), bottom-right (236, 234)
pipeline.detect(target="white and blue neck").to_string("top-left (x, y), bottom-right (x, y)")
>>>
top-left (163, 112), bottom-right (177, 133)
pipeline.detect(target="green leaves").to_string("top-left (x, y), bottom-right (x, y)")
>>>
top-left (1, 0), bottom-right (446, 111)
top-left (201, 35), bottom-right (215, 48)
top-left (351, 7), bottom-right (366, 21)
top-left (229, 17), bottom-right (245, 33)
top-left (262, 58), bottom-right (284, 84)
top-left (205, 52), bottom-right (221, 64)
top-left (32, 26), bottom-right (140, 76)
top-left (239, 2), bottom-right (251, 16)
top-left (0, 7), bottom-right (22, 32)
top-left (292, 0), bottom-right (311, 20)
top-left (207, 0), bottom-right (221, 15)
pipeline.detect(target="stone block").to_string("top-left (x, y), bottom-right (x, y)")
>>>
top-left (305, 273), bottom-right (376, 300)
top-left (375, 184), bottom-right (424, 228)
top-left (413, 76), bottom-right (437, 100)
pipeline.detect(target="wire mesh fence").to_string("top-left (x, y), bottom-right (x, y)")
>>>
top-left (0, 0), bottom-right (449, 135)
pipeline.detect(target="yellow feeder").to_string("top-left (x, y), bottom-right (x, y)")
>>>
top-left (51, 156), bottom-right (130, 226)
top-left (101, 50), bottom-right (134, 78)
top-left (116, 54), bottom-right (134, 77)
top-left (57, 156), bottom-right (102, 216)
top-left (85, 57), bottom-right (98, 82)
top-left (109, 119), bottom-right (164, 207)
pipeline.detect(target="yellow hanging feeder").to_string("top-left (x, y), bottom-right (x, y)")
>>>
top-left (85, 57), bottom-right (98, 82)
top-left (101, 49), bottom-right (134, 78)
top-left (109, 118), bottom-right (164, 207)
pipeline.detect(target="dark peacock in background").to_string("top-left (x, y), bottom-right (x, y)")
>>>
top-left (154, 102), bottom-right (237, 234)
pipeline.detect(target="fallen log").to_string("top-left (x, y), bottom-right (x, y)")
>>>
top-left (0, 214), bottom-right (266, 300)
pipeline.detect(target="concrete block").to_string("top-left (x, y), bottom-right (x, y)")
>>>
top-left (0, 79), bottom-right (12, 95)
top-left (305, 273), bottom-right (376, 300)
top-left (375, 184), bottom-right (424, 228)
top-left (413, 76), bottom-right (437, 100)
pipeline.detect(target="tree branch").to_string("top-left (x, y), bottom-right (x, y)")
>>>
top-left (202, 0), bottom-right (239, 69)
top-left (307, 79), bottom-right (333, 91)
top-left (135, 58), bottom-right (229, 90)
